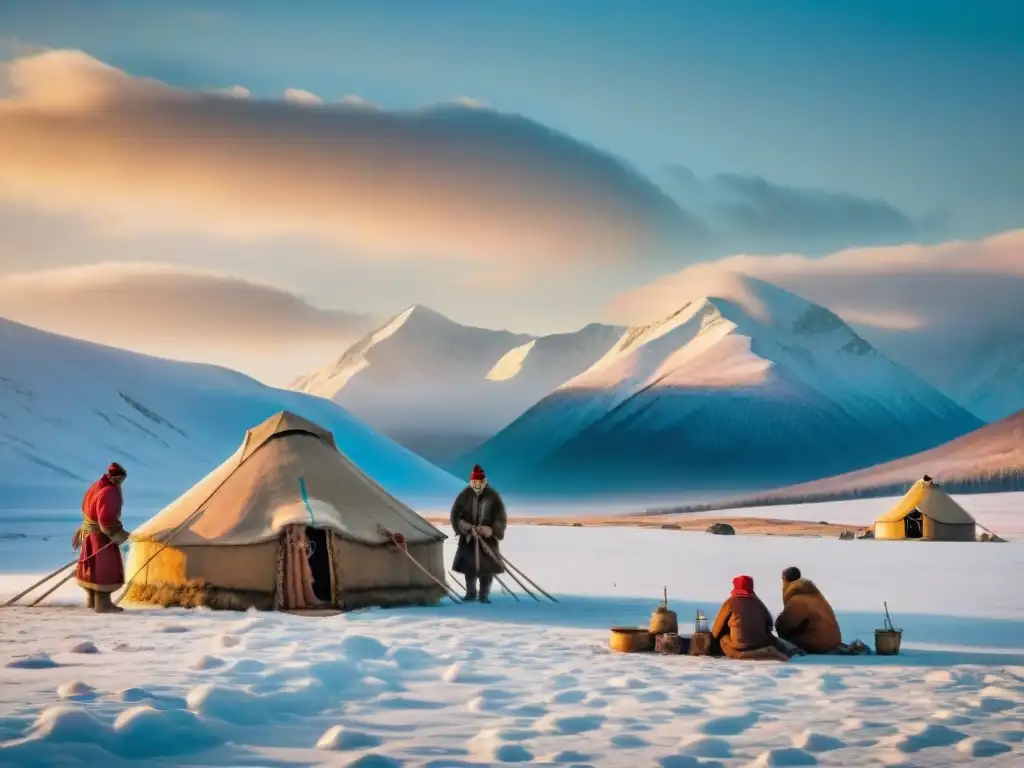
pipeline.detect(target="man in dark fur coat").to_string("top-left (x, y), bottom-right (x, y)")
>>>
top-left (450, 464), bottom-right (507, 603)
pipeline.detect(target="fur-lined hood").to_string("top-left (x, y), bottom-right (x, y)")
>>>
top-left (783, 578), bottom-right (822, 602)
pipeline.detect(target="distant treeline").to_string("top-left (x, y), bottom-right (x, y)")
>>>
top-left (646, 468), bottom-right (1024, 516)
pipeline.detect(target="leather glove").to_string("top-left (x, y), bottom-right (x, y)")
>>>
top-left (477, 525), bottom-right (493, 538)
top-left (458, 520), bottom-right (473, 534)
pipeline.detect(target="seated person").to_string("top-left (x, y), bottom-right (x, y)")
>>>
top-left (774, 566), bottom-right (842, 654)
top-left (711, 575), bottom-right (789, 661)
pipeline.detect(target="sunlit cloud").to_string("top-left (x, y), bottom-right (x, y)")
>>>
top-left (0, 49), bottom-right (703, 268)
top-left (0, 262), bottom-right (374, 383)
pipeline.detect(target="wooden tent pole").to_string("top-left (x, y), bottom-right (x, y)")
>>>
top-left (470, 532), bottom-right (541, 602)
top-left (378, 526), bottom-right (464, 604)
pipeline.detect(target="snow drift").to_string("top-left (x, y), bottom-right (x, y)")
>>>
top-left (465, 270), bottom-right (982, 496)
top-left (0, 316), bottom-right (461, 513)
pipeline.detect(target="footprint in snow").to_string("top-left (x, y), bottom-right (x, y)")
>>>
top-left (956, 737), bottom-right (1012, 758)
top-left (697, 710), bottom-right (760, 736)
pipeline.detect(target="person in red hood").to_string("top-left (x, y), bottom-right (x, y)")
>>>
top-left (73, 462), bottom-right (132, 613)
top-left (710, 575), bottom-right (790, 661)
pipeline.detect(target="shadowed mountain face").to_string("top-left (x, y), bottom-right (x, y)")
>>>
top-left (459, 273), bottom-right (982, 497)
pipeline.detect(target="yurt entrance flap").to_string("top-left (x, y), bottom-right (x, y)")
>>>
top-left (277, 524), bottom-right (336, 610)
top-left (125, 410), bottom-right (448, 611)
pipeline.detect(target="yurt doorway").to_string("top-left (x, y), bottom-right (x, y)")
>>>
top-left (306, 527), bottom-right (333, 603)
top-left (904, 510), bottom-right (924, 539)
top-left (279, 524), bottom-right (334, 610)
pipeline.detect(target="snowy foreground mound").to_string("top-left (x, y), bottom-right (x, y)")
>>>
top-left (2, 525), bottom-right (1023, 766)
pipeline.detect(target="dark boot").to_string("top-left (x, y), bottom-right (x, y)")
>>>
top-left (478, 575), bottom-right (493, 604)
top-left (83, 589), bottom-right (95, 610)
top-left (93, 591), bottom-right (124, 613)
top-left (463, 576), bottom-right (478, 602)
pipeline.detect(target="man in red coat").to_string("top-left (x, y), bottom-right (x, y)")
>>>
top-left (73, 462), bottom-right (132, 613)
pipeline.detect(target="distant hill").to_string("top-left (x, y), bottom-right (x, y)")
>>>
top-left (649, 408), bottom-right (1024, 515)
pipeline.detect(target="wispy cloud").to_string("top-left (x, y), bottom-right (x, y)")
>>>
top-left (0, 262), bottom-right (374, 383)
top-left (283, 87), bottom-right (322, 104)
top-left (0, 49), bottom-right (703, 268)
top-left (663, 164), bottom-right (943, 256)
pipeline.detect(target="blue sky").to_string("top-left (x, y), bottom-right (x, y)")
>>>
top-left (3, 0), bottom-right (1021, 236)
top-left (0, 1), bottom-right (1021, 384)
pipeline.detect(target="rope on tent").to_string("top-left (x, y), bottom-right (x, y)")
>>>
top-left (471, 531), bottom-right (557, 603)
top-left (298, 476), bottom-right (317, 528)
top-left (378, 525), bottom-right (464, 604)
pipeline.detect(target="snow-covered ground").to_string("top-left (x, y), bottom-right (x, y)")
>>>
top-left (2, 518), bottom-right (1022, 766)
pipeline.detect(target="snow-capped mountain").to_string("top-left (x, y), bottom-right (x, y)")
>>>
top-left (0, 317), bottom-right (461, 514)
top-left (291, 304), bottom-right (623, 464)
top-left (463, 270), bottom-right (983, 496)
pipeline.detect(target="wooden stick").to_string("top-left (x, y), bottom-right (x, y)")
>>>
top-left (490, 547), bottom-right (559, 603)
top-left (3, 562), bottom-right (76, 608)
top-left (4, 533), bottom-right (126, 608)
top-left (494, 574), bottom-right (520, 602)
top-left (448, 570), bottom-right (465, 591)
top-left (471, 533), bottom-right (540, 602)
top-left (379, 527), bottom-right (463, 604)
top-left (28, 568), bottom-right (80, 607)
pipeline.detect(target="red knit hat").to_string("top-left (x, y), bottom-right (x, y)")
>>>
top-left (107, 462), bottom-right (127, 478)
top-left (469, 464), bottom-right (486, 482)
top-left (731, 575), bottom-right (754, 597)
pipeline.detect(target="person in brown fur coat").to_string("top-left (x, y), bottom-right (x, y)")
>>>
top-left (711, 575), bottom-right (789, 661)
top-left (774, 566), bottom-right (843, 654)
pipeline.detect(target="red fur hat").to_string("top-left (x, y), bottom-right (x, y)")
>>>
top-left (731, 575), bottom-right (754, 595)
top-left (469, 464), bottom-right (486, 482)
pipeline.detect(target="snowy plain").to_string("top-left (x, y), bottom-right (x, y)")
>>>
top-left (2, 502), bottom-right (1023, 767)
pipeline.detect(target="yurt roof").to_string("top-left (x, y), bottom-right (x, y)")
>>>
top-left (875, 477), bottom-right (976, 526)
top-left (131, 411), bottom-right (446, 547)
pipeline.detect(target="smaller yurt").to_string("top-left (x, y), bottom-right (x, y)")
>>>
top-left (873, 475), bottom-right (977, 541)
top-left (125, 411), bottom-right (448, 611)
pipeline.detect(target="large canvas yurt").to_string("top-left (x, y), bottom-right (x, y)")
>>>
top-left (873, 475), bottom-right (977, 541)
top-left (125, 411), bottom-right (448, 611)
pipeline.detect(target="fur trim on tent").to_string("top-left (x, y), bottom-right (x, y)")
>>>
top-left (125, 581), bottom-right (275, 611)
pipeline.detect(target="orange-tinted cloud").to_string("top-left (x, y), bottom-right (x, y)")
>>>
top-left (0, 262), bottom-right (373, 380)
top-left (0, 49), bottom-right (702, 266)
top-left (608, 229), bottom-right (1024, 327)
